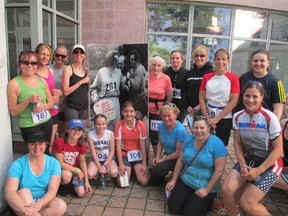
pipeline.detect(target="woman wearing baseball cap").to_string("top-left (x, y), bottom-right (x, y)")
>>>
top-left (62, 44), bottom-right (90, 127)
top-left (5, 131), bottom-right (67, 215)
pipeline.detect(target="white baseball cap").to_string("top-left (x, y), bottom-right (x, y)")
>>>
top-left (72, 44), bottom-right (86, 53)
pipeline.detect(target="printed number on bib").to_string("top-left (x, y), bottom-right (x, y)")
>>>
top-left (32, 110), bottom-right (50, 123)
top-left (127, 150), bottom-right (142, 162)
top-left (173, 88), bottom-right (181, 99)
top-left (150, 120), bottom-right (161, 131)
top-left (97, 150), bottom-right (109, 162)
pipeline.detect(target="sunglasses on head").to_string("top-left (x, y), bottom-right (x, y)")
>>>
top-left (193, 115), bottom-right (207, 121)
top-left (55, 53), bottom-right (67, 59)
top-left (21, 60), bottom-right (38, 66)
top-left (194, 54), bottom-right (206, 58)
top-left (73, 49), bottom-right (85, 54)
top-left (164, 102), bottom-right (176, 108)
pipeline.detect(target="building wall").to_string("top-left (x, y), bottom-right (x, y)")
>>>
top-left (82, 0), bottom-right (146, 46)
top-left (0, 1), bottom-right (13, 213)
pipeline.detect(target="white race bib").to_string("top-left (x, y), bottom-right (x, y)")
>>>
top-left (173, 88), bottom-right (181, 99)
top-left (127, 150), bottom-right (142, 162)
top-left (150, 119), bottom-right (161, 131)
top-left (32, 110), bottom-right (50, 123)
top-left (97, 150), bottom-right (109, 162)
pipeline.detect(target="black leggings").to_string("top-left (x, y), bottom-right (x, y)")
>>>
top-left (150, 159), bottom-right (177, 186)
top-left (167, 179), bottom-right (216, 216)
top-left (215, 118), bottom-right (232, 146)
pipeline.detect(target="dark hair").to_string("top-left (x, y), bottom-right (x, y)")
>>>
top-left (192, 115), bottom-right (210, 127)
top-left (250, 49), bottom-right (270, 72)
top-left (129, 50), bottom-right (140, 63)
top-left (214, 48), bottom-right (230, 60)
top-left (93, 113), bottom-right (107, 123)
top-left (18, 51), bottom-right (38, 74)
top-left (35, 43), bottom-right (53, 62)
top-left (104, 50), bottom-right (119, 67)
top-left (251, 49), bottom-right (270, 61)
top-left (170, 50), bottom-right (183, 59)
top-left (122, 100), bottom-right (137, 111)
top-left (242, 80), bottom-right (264, 97)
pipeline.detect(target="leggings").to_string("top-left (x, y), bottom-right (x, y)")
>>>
top-left (215, 118), bottom-right (232, 146)
top-left (168, 179), bottom-right (216, 216)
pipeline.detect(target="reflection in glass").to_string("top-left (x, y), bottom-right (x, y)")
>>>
top-left (56, 16), bottom-right (76, 56)
top-left (42, 0), bottom-right (51, 7)
top-left (191, 37), bottom-right (229, 66)
top-left (147, 35), bottom-right (187, 67)
top-left (7, 8), bottom-right (30, 31)
top-left (147, 3), bottom-right (189, 33)
top-left (234, 10), bottom-right (268, 39)
top-left (56, 0), bottom-right (76, 19)
top-left (271, 14), bottom-right (288, 42)
top-left (270, 44), bottom-right (288, 87)
top-left (193, 6), bottom-right (232, 36)
top-left (43, 11), bottom-right (52, 46)
top-left (231, 40), bottom-right (265, 76)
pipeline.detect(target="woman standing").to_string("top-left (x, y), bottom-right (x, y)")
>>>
top-left (5, 131), bottom-right (67, 216)
top-left (199, 48), bottom-right (240, 146)
top-left (182, 45), bottom-right (213, 122)
top-left (166, 115), bottom-right (227, 216)
top-left (115, 101), bottom-right (149, 186)
top-left (50, 46), bottom-right (69, 136)
top-left (62, 44), bottom-right (90, 126)
top-left (7, 51), bottom-right (53, 146)
top-left (148, 56), bottom-right (173, 156)
top-left (150, 103), bottom-right (187, 186)
top-left (164, 50), bottom-right (189, 123)
top-left (35, 43), bottom-right (62, 153)
top-left (237, 49), bottom-right (286, 119)
top-left (221, 81), bottom-right (283, 215)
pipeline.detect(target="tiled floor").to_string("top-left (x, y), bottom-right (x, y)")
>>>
top-left (3, 141), bottom-right (288, 215)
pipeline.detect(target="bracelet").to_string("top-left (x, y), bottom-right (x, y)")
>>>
top-left (73, 168), bottom-right (81, 174)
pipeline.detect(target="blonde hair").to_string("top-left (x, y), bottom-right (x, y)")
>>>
top-left (159, 103), bottom-right (180, 117)
top-left (192, 45), bottom-right (208, 64)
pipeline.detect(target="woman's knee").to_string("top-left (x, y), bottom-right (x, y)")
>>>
top-left (61, 171), bottom-right (72, 184)
top-left (109, 167), bottom-right (119, 178)
top-left (51, 198), bottom-right (67, 215)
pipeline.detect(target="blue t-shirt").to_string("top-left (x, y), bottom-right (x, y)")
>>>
top-left (7, 154), bottom-right (61, 199)
top-left (158, 121), bottom-right (187, 154)
top-left (181, 135), bottom-right (227, 192)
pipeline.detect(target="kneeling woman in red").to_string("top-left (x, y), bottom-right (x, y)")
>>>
top-left (53, 119), bottom-right (92, 197)
top-left (221, 81), bottom-right (283, 215)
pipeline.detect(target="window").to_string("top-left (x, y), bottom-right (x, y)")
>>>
top-left (271, 14), bottom-right (288, 41)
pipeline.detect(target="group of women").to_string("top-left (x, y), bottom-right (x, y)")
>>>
top-left (147, 47), bottom-right (287, 216)
top-left (4, 42), bottom-right (288, 216)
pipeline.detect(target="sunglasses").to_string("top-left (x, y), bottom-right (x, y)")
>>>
top-left (21, 60), bottom-right (38, 66)
top-left (194, 54), bottom-right (206, 58)
top-left (164, 102), bottom-right (177, 108)
top-left (73, 50), bottom-right (85, 55)
top-left (193, 115), bottom-right (207, 121)
top-left (55, 53), bottom-right (67, 59)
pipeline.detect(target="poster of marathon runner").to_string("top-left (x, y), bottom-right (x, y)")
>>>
top-left (87, 44), bottom-right (148, 131)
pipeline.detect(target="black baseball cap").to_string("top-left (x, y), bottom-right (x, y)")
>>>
top-left (27, 131), bottom-right (48, 144)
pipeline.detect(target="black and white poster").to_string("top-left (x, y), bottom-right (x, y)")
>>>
top-left (87, 44), bottom-right (148, 131)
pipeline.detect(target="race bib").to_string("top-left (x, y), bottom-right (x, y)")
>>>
top-left (32, 110), bottom-right (50, 123)
top-left (208, 107), bottom-right (219, 118)
top-left (173, 88), bottom-right (181, 99)
top-left (97, 150), bottom-right (109, 162)
top-left (150, 119), bottom-right (161, 131)
top-left (127, 150), bottom-right (142, 162)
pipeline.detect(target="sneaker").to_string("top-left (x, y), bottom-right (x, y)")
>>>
top-left (211, 200), bottom-right (228, 215)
